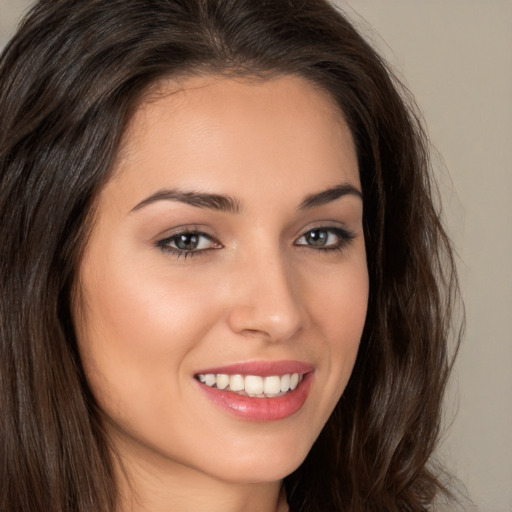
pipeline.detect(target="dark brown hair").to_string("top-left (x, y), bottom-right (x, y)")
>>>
top-left (0, 0), bottom-right (461, 510)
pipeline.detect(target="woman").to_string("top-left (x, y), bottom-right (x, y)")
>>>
top-left (0, 0), bottom-right (461, 511)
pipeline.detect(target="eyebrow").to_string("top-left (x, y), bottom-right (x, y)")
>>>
top-left (130, 182), bottom-right (362, 214)
top-left (131, 189), bottom-right (241, 213)
top-left (299, 183), bottom-right (363, 210)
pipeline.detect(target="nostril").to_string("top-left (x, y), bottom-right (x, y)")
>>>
top-left (226, 263), bottom-right (307, 341)
top-left (228, 307), bottom-right (305, 342)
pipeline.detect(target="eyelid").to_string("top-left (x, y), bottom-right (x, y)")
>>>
top-left (293, 221), bottom-right (353, 239)
top-left (155, 226), bottom-right (223, 258)
top-left (154, 224), bottom-right (220, 243)
top-left (294, 225), bottom-right (356, 250)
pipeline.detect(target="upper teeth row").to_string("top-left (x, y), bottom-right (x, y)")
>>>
top-left (197, 373), bottom-right (302, 397)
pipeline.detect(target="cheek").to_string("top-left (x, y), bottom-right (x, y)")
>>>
top-left (310, 249), bottom-right (368, 339)
top-left (308, 253), bottom-right (368, 400)
top-left (74, 249), bottom-right (221, 411)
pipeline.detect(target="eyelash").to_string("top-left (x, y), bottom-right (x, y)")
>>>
top-left (295, 226), bottom-right (355, 252)
top-left (156, 229), bottom-right (221, 259)
top-left (156, 226), bottom-right (355, 259)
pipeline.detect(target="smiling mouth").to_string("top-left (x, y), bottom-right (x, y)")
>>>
top-left (195, 373), bottom-right (304, 398)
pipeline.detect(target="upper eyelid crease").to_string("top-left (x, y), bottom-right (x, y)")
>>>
top-left (156, 226), bottom-right (354, 259)
top-left (157, 229), bottom-right (218, 243)
top-left (156, 231), bottom-right (220, 251)
top-left (296, 226), bottom-right (355, 241)
top-left (130, 182), bottom-right (361, 214)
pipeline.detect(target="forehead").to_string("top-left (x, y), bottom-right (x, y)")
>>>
top-left (106, 74), bottom-right (359, 210)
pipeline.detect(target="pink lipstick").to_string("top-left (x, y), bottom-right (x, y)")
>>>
top-left (194, 360), bottom-right (314, 421)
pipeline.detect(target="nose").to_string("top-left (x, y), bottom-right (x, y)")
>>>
top-left (226, 249), bottom-right (307, 342)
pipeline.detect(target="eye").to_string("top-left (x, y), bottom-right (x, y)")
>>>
top-left (295, 226), bottom-right (354, 251)
top-left (156, 230), bottom-right (221, 258)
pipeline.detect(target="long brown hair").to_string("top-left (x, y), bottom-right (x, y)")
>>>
top-left (0, 1), bottom-right (461, 510)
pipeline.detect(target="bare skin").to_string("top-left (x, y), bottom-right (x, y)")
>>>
top-left (74, 74), bottom-right (368, 512)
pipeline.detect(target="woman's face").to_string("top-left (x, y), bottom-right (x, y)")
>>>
top-left (74, 74), bottom-right (368, 484)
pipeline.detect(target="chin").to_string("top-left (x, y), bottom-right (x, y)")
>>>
top-left (197, 435), bottom-right (313, 485)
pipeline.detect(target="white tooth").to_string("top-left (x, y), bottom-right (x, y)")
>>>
top-left (280, 374), bottom-right (291, 392)
top-left (264, 376), bottom-right (281, 395)
top-left (289, 373), bottom-right (300, 390)
top-left (216, 374), bottom-right (229, 390)
top-left (204, 374), bottom-right (216, 387)
top-left (229, 374), bottom-right (245, 392)
top-left (244, 375), bottom-right (264, 396)
top-left (198, 374), bottom-right (206, 383)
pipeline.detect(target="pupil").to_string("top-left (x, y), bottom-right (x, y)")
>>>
top-left (176, 233), bottom-right (199, 250)
top-left (307, 229), bottom-right (327, 246)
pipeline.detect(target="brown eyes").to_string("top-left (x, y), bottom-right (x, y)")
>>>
top-left (156, 226), bottom-right (354, 259)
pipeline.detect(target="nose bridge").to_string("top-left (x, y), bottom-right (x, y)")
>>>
top-left (227, 243), bottom-right (306, 341)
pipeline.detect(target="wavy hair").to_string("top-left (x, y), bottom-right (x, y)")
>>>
top-left (0, 0), bottom-right (461, 510)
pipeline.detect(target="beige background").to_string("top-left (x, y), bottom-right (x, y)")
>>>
top-left (1, 1), bottom-right (511, 511)
top-left (340, 3), bottom-right (512, 512)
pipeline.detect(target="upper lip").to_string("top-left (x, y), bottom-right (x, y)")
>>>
top-left (195, 360), bottom-right (314, 377)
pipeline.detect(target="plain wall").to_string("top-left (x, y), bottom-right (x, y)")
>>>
top-left (339, 3), bottom-right (512, 511)
top-left (1, 1), bottom-right (511, 511)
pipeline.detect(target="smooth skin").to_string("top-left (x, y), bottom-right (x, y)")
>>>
top-left (74, 74), bottom-right (369, 512)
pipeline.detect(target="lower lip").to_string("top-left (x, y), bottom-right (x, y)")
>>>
top-left (197, 373), bottom-right (313, 421)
